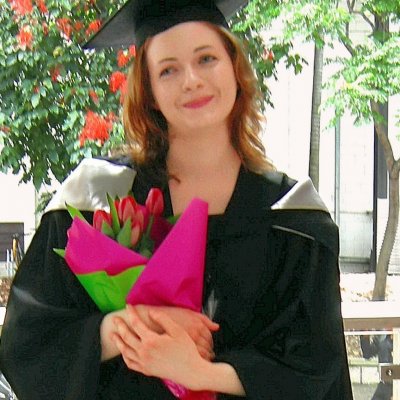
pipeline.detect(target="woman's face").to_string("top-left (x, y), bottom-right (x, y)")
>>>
top-left (146, 22), bottom-right (237, 135)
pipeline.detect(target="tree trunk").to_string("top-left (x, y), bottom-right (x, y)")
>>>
top-left (308, 43), bottom-right (324, 191)
top-left (371, 101), bottom-right (400, 300)
top-left (373, 173), bottom-right (399, 300)
top-left (370, 12), bottom-right (398, 300)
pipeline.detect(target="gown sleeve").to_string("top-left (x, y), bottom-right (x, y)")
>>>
top-left (213, 212), bottom-right (352, 400)
top-left (0, 210), bottom-right (104, 399)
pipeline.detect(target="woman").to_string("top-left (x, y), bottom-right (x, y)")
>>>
top-left (0, 0), bottom-right (353, 399)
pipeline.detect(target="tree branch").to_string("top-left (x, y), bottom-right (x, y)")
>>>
top-left (342, 35), bottom-right (355, 56)
top-left (354, 11), bottom-right (375, 31)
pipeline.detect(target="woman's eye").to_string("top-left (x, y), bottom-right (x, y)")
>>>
top-left (159, 67), bottom-right (175, 77)
top-left (199, 55), bottom-right (216, 64)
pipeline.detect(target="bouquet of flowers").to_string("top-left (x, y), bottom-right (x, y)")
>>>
top-left (55, 189), bottom-right (215, 399)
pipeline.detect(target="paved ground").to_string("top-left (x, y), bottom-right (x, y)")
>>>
top-left (340, 272), bottom-right (400, 302)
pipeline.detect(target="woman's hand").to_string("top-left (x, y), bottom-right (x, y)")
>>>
top-left (100, 308), bottom-right (128, 361)
top-left (101, 304), bottom-right (218, 362)
top-left (111, 307), bottom-right (245, 395)
top-left (112, 307), bottom-right (210, 389)
top-left (131, 304), bottom-right (219, 360)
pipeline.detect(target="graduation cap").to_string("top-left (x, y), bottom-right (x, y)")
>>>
top-left (83, 0), bottom-right (248, 49)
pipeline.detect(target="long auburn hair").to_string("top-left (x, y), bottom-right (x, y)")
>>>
top-left (122, 22), bottom-right (274, 175)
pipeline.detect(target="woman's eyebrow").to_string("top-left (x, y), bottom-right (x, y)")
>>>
top-left (158, 57), bottom-right (177, 64)
top-left (157, 45), bottom-right (214, 64)
top-left (194, 45), bottom-right (213, 52)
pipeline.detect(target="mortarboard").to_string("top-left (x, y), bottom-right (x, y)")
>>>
top-left (83, 0), bottom-right (248, 49)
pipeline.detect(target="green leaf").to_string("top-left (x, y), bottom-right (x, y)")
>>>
top-left (53, 248), bottom-right (66, 258)
top-left (65, 203), bottom-right (87, 221)
top-left (7, 55), bottom-right (16, 67)
top-left (49, 151), bottom-right (59, 163)
top-left (43, 78), bottom-right (53, 89)
top-left (101, 220), bottom-right (115, 238)
top-left (107, 193), bottom-right (121, 234)
top-left (31, 93), bottom-right (40, 108)
top-left (116, 218), bottom-right (132, 248)
top-left (49, 104), bottom-right (59, 114)
top-left (167, 214), bottom-right (180, 224)
top-left (138, 235), bottom-right (154, 257)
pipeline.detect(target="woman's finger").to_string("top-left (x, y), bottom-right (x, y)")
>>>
top-left (197, 346), bottom-right (215, 361)
top-left (113, 317), bottom-right (141, 349)
top-left (197, 325), bottom-right (213, 345)
top-left (199, 314), bottom-right (220, 331)
top-left (194, 335), bottom-right (213, 353)
top-left (127, 305), bottom-right (155, 339)
top-left (194, 335), bottom-right (216, 360)
top-left (112, 332), bottom-right (139, 361)
top-left (148, 310), bottom-right (182, 338)
top-left (113, 333), bottom-right (146, 373)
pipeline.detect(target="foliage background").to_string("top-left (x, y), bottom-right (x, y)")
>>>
top-left (0, 0), bottom-right (129, 189)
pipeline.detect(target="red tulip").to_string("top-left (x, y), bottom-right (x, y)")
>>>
top-left (114, 198), bottom-right (120, 212)
top-left (130, 221), bottom-right (142, 248)
top-left (135, 208), bottom-right (145, 230)
top-left (93, 210), bottom-right (112, 232)
top-left (145, 188), bottom-right (164, 216)
top-left (118, 196), bottom-right (137, 224)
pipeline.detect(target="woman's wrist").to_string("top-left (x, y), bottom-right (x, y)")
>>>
top-left (189, 360), bottom-right (245, 396)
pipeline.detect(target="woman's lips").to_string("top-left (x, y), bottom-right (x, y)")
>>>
top-left (183, 96), bottom-right (214, 109)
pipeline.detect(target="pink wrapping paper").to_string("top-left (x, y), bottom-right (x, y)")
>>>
top-left (65, 217), bottom-right (149, 275)
top-left (126, 198), bottom-right (208, 311)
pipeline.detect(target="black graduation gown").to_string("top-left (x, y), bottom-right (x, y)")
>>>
top-left (0, 161), bottom-right (353, 400)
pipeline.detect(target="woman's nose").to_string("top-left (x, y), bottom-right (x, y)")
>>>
top-left (182, 66), bottom-right (203, 91)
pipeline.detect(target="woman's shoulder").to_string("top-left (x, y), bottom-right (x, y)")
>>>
top-left (261, 170), bottom-right (329, 213)
top-left (45, 156), bottom-right (137, 213)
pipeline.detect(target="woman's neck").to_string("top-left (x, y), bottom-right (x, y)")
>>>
top-left (166, 127), bottom-right (242, 215)
top-left (166, 126), bottom-right (240, 180)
